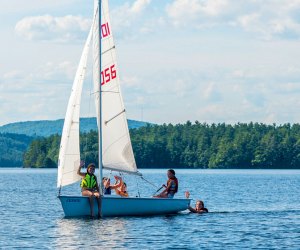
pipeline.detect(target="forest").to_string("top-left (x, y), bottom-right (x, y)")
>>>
top-left (0, 133), bottom-right (33, 167)
top-left (22, 122), bottom-right (300, 169)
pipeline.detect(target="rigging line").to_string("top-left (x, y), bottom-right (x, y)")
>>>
top-left (140, 176), bottom-right (160, 189)
top-left (119, 172), bottom-right (124, 184)
top-left (104, 109), bottom-right (125, 125)
top-left (94, 44), bottom-right (114, 59)
top-left (101, 45), bottom-right (115, 55)
top-left (102, 133), bottom-right (126, 156)
top-left (135, 175), bottom-right (141, 198)
top-left (90, 90), bottom-right (120, 95)
top-left (90, 90), bottom-right (99, 95)
top-left (63, 168), bottom-right (80, 175)
top-left (103, 166), bottom-right (142, 176)
top-left (101, 90), bottom-right (120, 94)
top-left (117, 172), bottom-right (123, 187)
top-left (104, 160), bottom-right (133, 166)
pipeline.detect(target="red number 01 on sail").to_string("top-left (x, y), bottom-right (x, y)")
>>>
top-left (101, 22), bottom-right (110, 38)
top-left (101, 64), bottom-right (116, 85)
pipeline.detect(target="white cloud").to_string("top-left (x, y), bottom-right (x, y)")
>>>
top-left (121, 75), bottom-right (140, 87)
top-left (276, 82), bottom-right (300, 94)
top-left (232, 70), bottom-right (246, 78)
top-left (167, 0), bottom-right (228, 18)
top-left (166, 0), bottom-right (300, 40)
top-left (131, 0), bottom-right (151, 14)
top-left (234, 2), bottom-right (300, 40)
top-left (236, 13), bottom-right (300, 40)
top-left (0, 59), bottom-right (85, 125)
top-left (237, 13), bottom-right (260, 30)
top-left (166, 0), bottom-right (229, 26)
top-left (15, 15), bottom-right (91, 42)
top-left (203, 82), bottom-right (223, 102)
top-left (0, 60), bottom-right (78, 95)
top-left (0, 0), bottom-right (76, 14)
top-left (2, 0), bottom-right (300, 126)
top-left (3, 70), bottom-right (23, 80)
top-left (110, 0), bottom-right (152, 37)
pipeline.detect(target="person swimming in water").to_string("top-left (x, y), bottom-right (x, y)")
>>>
top-left (185, 191), bottom-right (208, 213)
top-left (189, 200), bottom-right (208, 213)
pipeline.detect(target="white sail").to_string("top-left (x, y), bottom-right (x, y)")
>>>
top-left (93, 0), bottom-right (138, 174)
top-left (57, 25), bottom-right (93, 188)
top-left (57, 1), bottom-right (190, 219)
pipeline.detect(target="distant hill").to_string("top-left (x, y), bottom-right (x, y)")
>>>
top-left (0, 118), bottom-right (149, 167)
top-left (0, 118), bottom-right (148, 137)
top-left (0, 133), bottom-right (34, 167)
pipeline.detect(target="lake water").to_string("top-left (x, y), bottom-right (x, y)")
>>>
top-left (0, 169), bottom-right (299, 249)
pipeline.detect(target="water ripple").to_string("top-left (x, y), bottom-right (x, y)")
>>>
top-left (0, 169), bottom-right (299, 249)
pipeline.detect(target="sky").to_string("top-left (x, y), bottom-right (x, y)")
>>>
top-left (1, 0), bottom-right (300, 126)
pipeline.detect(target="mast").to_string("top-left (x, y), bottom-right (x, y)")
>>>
top-left (98, 0), bottom-right (103, 195)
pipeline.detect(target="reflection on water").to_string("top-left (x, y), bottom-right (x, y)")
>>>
top-left (0, 168), bottom-right (299, 249)
top-left (54, 217), bottom-right (127, 248)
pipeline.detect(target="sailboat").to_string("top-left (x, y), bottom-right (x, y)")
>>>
top-left (57, 0), bottom-right (190, 217)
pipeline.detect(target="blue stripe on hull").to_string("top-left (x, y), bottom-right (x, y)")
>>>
top-left (58, 196), bottom-right (191, 217)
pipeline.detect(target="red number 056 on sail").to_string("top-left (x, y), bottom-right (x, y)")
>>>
top-left (101, 64), bottom-right (116, 85)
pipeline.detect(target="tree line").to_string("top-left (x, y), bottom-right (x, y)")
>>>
top-left (0, 133), bottom-right (33, 167)
top-left (23, 122), bottom-right (300, 169)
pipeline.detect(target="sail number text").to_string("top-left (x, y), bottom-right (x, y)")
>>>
top-left (101, 64), bottom-right (116, 85)
top-left (101, 22), bottom-right (110, 38)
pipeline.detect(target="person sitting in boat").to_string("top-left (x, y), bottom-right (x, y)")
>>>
top-left (155, 169), bottom-right (178, 198)
top-left (115, 181), bottom-right (129, 197)
top-left (102, 175), bottom-right (123, 195)
top-left (185, 191), bottom-right (208, 213)
top-left (77, 161), bottom-right (101, 217)
top-left (77, 161), bottom-right (100, 197)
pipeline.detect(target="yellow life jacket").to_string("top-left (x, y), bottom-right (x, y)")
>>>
top-left (80, 174), bottom-right (97, 189)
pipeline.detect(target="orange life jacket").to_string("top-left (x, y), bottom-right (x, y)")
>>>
top-left (167, 177), bottom-right (178, 194)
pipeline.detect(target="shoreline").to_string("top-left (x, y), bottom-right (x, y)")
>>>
top-left (1, 167), bottom-right (300, 170)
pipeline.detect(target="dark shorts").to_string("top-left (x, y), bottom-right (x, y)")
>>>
top-left (82, 188), bottom-right (98, 192)
top-left (167, 193), bottom-right (175, 198)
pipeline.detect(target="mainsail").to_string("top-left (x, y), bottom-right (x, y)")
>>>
top-left (57, 25), bottom-right (93, 188)
top-left (93, 0), bottom-right (138, 174)
top-left (58, 0), bottom-right (139, 189)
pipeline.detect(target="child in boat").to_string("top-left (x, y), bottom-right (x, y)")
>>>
top-left (102, 176), bottom-right (123, 195)
top-left (185, 191), bottom-right (208, 213)
top-left (116, 181), bottom-right (129, 197)
top-left (155, 169), bottom-right (178, 198)
top-left (77, 161), bottom-right (100, 217)
top-left (77, 161), bottom-right (100, 197)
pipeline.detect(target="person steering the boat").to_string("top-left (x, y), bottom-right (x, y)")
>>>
top-left (185, 191), bottom-right (208, 213)
top-left (155, 169), bottom-right (178, 198)
top-left (77, 161), bottom-right (101, 217)
top-left (102, 175), bottom-right (123, 195)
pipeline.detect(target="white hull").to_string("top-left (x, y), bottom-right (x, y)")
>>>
top-left (59, 195), bottom-right (191, 217)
